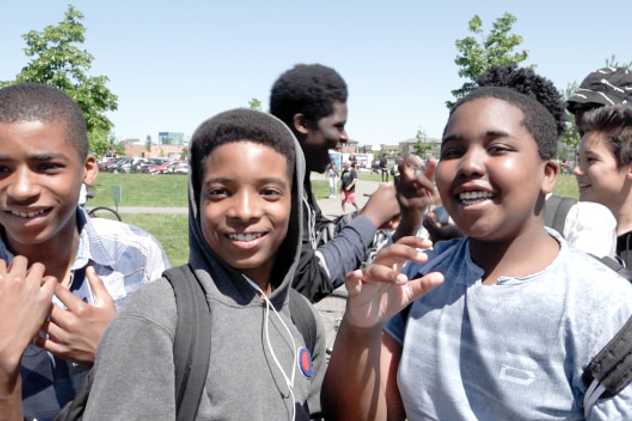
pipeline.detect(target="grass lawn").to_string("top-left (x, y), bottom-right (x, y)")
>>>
top-left (123, 214), bottom-right (189, 266)
top-left (89, 173), bottom-right (188, 207)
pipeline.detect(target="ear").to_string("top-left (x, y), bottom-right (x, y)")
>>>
top-left (625, 163), bottom-right (632, 181)
top-left (82, 155), bottom-right (98, 186)
top-left (292, 113), bottom-right (310, 136)
top-left (541, 159), bottom-right (559, 194)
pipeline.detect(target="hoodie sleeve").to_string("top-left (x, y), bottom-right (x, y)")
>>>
top-left (84, 280), bottom-right (178, 420)
top-left (292, 210), bottom-right (377, 303)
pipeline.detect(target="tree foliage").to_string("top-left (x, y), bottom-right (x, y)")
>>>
top-left (1, 5), bottom-right (118, 156)
top-left (414, 128), bottom-right (432, 158)
top-left (248, 97), bottom-right (262, 111)
top-left (448, 13), bottom-right (528, 108)
top-left (605, 54), bottom-right (632, 70)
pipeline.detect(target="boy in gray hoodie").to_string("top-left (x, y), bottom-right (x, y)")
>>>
top-left (83, 109), bottom-right (326, 420)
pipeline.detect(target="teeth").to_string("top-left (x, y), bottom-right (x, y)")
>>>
top-left (228, 232), bottom-right (264, 242)
top-left (9, 209), bottom-right (48, 218)
top-left (459, 191), bottom-right (494, 201)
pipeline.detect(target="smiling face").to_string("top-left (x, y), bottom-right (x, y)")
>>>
top-left (574, 131), bottom-right (629, 211)
top-left (300, 101), bottom-right (348, 173)
top-left (0, 120), bottom-right (96, 251)
top-left (436, 97), bottom-right (556, 242)
top-left (200, 141), bottom-right (292, 284)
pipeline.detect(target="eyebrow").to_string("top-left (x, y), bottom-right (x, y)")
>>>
top-left (0, 153), bottom-right (68, 161)
top-left (442, 130), bottom-right (511, 143)
top-left (204, 176), bottom-right (289, 185)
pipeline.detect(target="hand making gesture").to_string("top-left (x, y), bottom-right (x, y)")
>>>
top-left (36, 266), bottom-right (116, 364)
top-left (344, 236), bottom-right (444, 330)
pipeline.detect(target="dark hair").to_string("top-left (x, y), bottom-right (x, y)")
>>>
top-left (449, 65), bottom-right (565, 160)
top-left (0, 83), bottom-right (88, 159)
top-left (581, 104), bottom-right (632, 168)
top-left (269, 64), bottom-right (347, 133)
top-left (190, 108), bottom-right (296, 194)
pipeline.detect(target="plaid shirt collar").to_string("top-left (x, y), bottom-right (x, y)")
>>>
top-left (0, 207), bottom-right (115, 270)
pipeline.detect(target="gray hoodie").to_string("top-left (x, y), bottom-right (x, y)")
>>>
top-left (84, 109), bottom-right (326, 420)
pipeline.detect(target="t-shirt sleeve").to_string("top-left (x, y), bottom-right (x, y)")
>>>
top-left (384, 311), bottom-right (406, 345)
top-left (563, 202), bottom-right (617, 258)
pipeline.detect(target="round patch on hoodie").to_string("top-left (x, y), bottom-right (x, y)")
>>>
top-left (297, 346), bottom-right (315, 378)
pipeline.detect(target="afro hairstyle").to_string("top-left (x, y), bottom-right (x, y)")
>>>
top-left (0, 83), bottom-right (89, 159)
top-left (269, 64), bottom-right (347, 133)
top-left (449, 65), bottom-right (565, 160)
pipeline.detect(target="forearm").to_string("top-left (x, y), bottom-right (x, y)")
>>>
top-left (0, 367), bottom-right (22, 421)
top-left (316, 215), bottom-right (377, 285)
top-left (323, 321), bottom-right (396, 421)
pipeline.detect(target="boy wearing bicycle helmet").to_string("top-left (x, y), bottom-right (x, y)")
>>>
top-left (0, 83), bottom-right (169, 421)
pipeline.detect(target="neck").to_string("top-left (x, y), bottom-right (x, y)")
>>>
top-left (5, 215), bottom-right (80, 283)
top-left (469, 221), bottom-right (558, 285)
top-left (615, 186), bottom-right (632, 235)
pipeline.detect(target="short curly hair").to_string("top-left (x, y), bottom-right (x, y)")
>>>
top-left (0, 83), bottom-right (88, 159)
top-left (449, 65), bottom-right (565, 160)
top-left (190, 108), bottom-right (296, 201)
top-left (581, 104), bottom-right (632, 168)
top-left (269, 64), bottom-right (348, 132)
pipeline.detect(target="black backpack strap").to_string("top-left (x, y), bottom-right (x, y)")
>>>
top-left (582, 314), bottom-right (632, 413)
top-left (163, 264), bottom-right (212, 421)
top-left (544, 195), bottom-right (576, 236)
top-left (289, 288), bottom-right (317, 354)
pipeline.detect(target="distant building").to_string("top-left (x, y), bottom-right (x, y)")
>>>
top-left (340, 139), bottom-right (359, 154)
top-left (158, 131), bottom-right (186, 146)
top-left (124, 144), bottom-right (188, 159)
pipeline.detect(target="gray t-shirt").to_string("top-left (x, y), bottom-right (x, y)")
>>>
top-left (386, 231), bottom-right (632, 420)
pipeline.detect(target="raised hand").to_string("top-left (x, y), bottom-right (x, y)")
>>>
top-left (344, 236), bottom-right (444, 330)
top-left (36, 266), bottom-right (116, 364)
top-left (359, 183), bottom-right (400, 228)
top-left (395, 155), bottom-right (437, 214)
top-left (0, 256), bottom-right (56, 375)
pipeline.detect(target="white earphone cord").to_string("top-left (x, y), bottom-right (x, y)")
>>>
top-left (243, 275), bottom-right (297, 421)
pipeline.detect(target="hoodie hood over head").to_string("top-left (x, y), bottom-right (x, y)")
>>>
top-left (187, 108), bottom-right (305, 308)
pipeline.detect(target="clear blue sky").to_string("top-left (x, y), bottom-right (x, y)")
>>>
top-left (1, 1), bottom-right (631, 145)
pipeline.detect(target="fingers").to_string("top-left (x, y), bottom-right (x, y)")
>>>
top-left (0, 258), bottom-right (7, 274)
top-left (364, 262), bottom-right (408, 285)
top-left (406, 272), bottom-right (444, 302)
top-left (8, 255), bottom-right (28, 275)
top-left (345, 269), bottom-right (364, 296)
top-left (394, 235), bottom-right (433, 250)
top-left (49, 299), bottom-right (78, 331)
top-left (85, 266), bottom-right (114, 308)
top-left (424, 159), bottom-right (437, 180)
top-left (26, 262), bottom-right (46, 286)
top-left (40, 320), bottom-right (70, 345)
top-left (53, 281), bottom-right (86, 313)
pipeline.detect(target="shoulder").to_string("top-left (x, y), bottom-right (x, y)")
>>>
top-left (553, 246), bottom-right (632, 321)
top-left (117, 277), bottom-right (178, 338)
top-left (566, 201), bottom-right (616, 227)
top-left (86, 217), bottom-right (170, 270)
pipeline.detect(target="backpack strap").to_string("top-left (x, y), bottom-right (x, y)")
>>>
top-left (544, 195), bottom-right (576, 236)
top-left (288, 288), bottom-right (317, 354)
top-left (582, 314), bottom-right (632, 415)
top-left (163, 264), bottom-right (212, 421)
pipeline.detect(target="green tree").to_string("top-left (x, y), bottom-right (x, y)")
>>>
top-left (248, 97), bottom-right (262, 111)
top-left (145, 135), bottom-right (153, 154)
top-left (414, 128), bottom-right (432, 158)
top-left (560, 81), bottom-right (581, 155)
top-left (448, 13), bottom-right (528, 108)
top-left (1, 5), bottom-right (118, 155)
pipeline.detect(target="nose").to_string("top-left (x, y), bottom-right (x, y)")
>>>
top-left (573, 164), bottom-right (584, 177)
top-left (458, 146), bottom-right (485, 177)
top-left (228, 189), bottom-right (262, 223)
top-left (339, 129), bottom-right (349, 144)
top-left (6, 167), bottom-right (40, 203)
